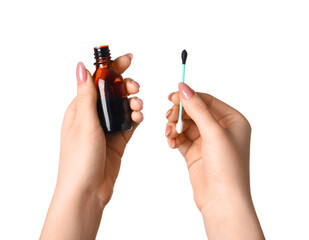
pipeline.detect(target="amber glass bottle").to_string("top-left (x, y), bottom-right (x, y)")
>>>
top-left (93, 45), bottom-right (132, 133)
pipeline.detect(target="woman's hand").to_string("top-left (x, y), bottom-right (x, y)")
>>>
top-left (41, 54), bottom-right (143, 240)
top-left (165, 83), bottom-right (264, 240)
top-left (58, 54), bottom-right (143, 205)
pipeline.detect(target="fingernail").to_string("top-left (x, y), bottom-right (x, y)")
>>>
top-left (168, 92), bottom-right (175, 101)
top-left (126, 53), bottom-right (133, 60)
top-left (131, 80), bottom-right (140, 88)
top-left (165, 125), bottom-right (172, 136)
top-left (76, 62), bottom-right (87, 83)
top-left (169, 138), bottom-right (176, 148)
top-left (139, 111), bottom-right (144, 121)
top-left (171, 139), bottom-right (176, 148)
top-left (166, 108), bottom-right (173, 118)
top-left (179, 83), bottom-right (194, 99)
top-left (136, 97), bottom-right (143, 105)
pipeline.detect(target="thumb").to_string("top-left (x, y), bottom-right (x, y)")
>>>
top-left (178, 83), bottom-right (220, 136)
top-left (75, 62), bottom-right (97, 119)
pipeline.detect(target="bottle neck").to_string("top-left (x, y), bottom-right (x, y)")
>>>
top-left (95, 59), bottom-right (112, 69)
top-left (94, 46), bottom-right (112, 69)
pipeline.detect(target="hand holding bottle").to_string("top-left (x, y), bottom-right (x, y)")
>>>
top-left (41, 54), bottom-right (143, 240)
top-left (59, 55), bottom-right (143, 204)
top-left (165, 83), bottom-right (264, 239)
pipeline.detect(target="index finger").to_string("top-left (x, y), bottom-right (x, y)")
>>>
top-left (170, 91), bottom-right (241, 124)
top-left (112, 53), bottom-right (133, 74)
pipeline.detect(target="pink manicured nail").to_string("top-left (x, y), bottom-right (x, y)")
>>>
top-left (126, 53), bottom-right (133, 60)
top-left (76, 62), bottom-right (87, 83)
top-left (169, 138), bottom-right (176, 148)
top-left (131, 80), bottom-right (140, 88)
top-left (139, 111), bottom-right (144, 121)
top-left (166, 108), bottom-right (173, 118)
top-left (136, 97), bottom-right (143, 105)
top-left (179, 83), bottom-right (194, 99)
top-left (165, 125), bottom-right (172, 136)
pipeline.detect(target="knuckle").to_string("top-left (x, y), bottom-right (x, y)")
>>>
top-left (244, 118), bottom-right (252, 132)
top-left (76, 94), bottom-right (88, 103)
top-left (76, 93), bottom-right (96, 105)
top-left (237, 114), bottom-right (252, 132)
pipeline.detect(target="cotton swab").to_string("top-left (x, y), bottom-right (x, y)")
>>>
top-left (176, 49), bottom-right (188, 134)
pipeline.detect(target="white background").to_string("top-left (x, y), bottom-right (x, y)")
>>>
top-left (0, 0), bottom-right (309, 239)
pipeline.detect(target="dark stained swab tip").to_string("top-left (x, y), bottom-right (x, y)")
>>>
top-left (181, 49), bottom-right (188, 64)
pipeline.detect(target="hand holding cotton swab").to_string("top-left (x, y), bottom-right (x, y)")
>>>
top-left (176, 50), bottom-right (188, 134)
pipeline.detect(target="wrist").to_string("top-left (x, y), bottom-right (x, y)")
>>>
top-left (41, 183), bottom-right (105, 240)
top-left (53, 180), bottom-right (106, 210)
top-left (201, 191), bottom-right (264, 240)
top-left (200, 186), bottom-right (252, 215)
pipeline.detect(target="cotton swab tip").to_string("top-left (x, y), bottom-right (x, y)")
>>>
top-left (176, 119), bottom-right (183, 134)
top-left (181, 50), bottom-right (188, 64)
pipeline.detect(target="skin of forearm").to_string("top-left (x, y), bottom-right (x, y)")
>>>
top-left (40, 184), bottom-right (105, 240)
top-left (201, 191), bottom-right (265, 240)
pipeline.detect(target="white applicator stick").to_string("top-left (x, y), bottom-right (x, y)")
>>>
top-left (176, 49), bottom-right (188, 134)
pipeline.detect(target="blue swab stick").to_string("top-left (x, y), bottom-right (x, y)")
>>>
top-left (176, 50), bottom-right (188, 134)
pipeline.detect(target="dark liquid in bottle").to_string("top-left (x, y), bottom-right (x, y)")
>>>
top-left (97, 98), bottom-right (132, 133)
top-left (93, 45), bottom-right (132, 134)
